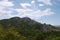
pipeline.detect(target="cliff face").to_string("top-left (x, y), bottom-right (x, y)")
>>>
top-left (0, 17), bottom-right (57, 32)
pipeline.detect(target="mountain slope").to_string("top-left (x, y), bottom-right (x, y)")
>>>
top-left (0, 17), bottom-right (58, 32)
top-left (0, 17), bottom-right (60, 40)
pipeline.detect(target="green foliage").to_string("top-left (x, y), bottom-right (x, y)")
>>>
top-left (0, 17), bottom-right (60, 40)
top-left (0, 24), bottom-right (60, 40)
top-left (0, 25), bottom-right (26, 40)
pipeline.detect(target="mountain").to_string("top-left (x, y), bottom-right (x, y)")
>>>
top-left (0, 17), bottom-right (58, 32)
top-left (0, 17), bottom-right (60, 40)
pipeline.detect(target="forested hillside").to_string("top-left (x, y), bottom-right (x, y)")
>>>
top-left (0, 17), bottom-right (60, 40)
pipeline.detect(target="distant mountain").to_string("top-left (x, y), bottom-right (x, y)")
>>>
top-left (0, 17), bottom-right (59, 32)
top-left (56, 26), bottom-right (60, 27)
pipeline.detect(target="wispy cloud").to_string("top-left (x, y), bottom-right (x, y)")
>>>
top-left (0, 0), bottom-right (14, 19)
top-left (0, 0), bottom-right (59, 25)
top-left (15, 8), bottom-right (54, 20)
top-left (39, 4), bottom-right (44, 6)
top-left (31, 0), bottom-right (35, 4)
top-left (0, 0), bottom-right (54, 20)
top-left (20, 3), bottom-right (31, 8)
top-left (37, 0), bottom-right (52, 5)
top-left (0, 0), bottom-right (14, 7)
top-left (16, 9), bottom-right (33, 13)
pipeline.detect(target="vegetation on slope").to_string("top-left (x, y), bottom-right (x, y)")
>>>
top-left (0, 17), bottom-right (60, 40)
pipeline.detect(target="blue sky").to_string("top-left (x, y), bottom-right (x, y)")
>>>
top-left (0, 0), bottom-right (60, 25)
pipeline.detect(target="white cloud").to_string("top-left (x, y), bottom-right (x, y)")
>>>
top-left (0, 0), bottom-right (54, 20)
top-left (39, 4), bottom-right (44, 6)
top-left (16, 9), bottom-right (33, 13)
top-left (38, 0), bottom-right (52, 5)
top-left (15, 8), bottom-right (54, 20)
top-left (31, 1), bottom-right (35, 4)
top-left (0, 0), bottom-right (14, 19)
top-left (20, 3), bottom-right (31, 8)
top-left (0, 0), bottom-right (14, 7)
top-left (43, 8), bottom-right (54, 15)
top-left (2, 0), bottom-right (8, 1)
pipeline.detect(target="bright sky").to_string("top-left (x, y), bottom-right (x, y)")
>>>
top-left (0, 0), bottom-right (60, 25)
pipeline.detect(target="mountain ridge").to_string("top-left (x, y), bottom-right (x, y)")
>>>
top-left (0, 17), bottom-right (59, 32)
